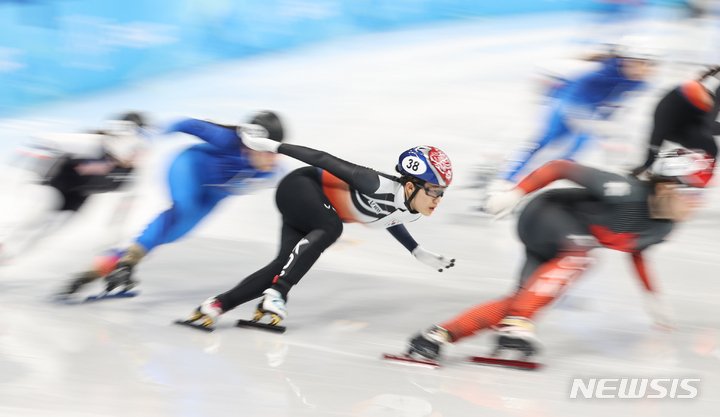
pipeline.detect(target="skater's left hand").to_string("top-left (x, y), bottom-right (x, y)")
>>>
top-left (412, 246), bottom-right (455, 272)
top-left (237, 125), bottom-right (280, 153)
top-left (643, 292), bottom-right (677, 331)
top-left (484, 188), bottom-right (526, 220)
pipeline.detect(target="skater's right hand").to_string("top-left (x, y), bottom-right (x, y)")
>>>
top-left (237, 125), bottom-right (280, 153)
top-left (483, 188), bottom-right (526, 221)
top-left (412, 246), bottom-right (455, 272)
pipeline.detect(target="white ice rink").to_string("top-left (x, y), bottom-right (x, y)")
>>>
top-left (1, 11), bottom-right (719, 417)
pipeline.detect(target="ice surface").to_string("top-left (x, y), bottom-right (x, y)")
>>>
top-left (1, 11), bottom-right (719, 417)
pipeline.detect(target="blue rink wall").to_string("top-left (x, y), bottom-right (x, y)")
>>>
top-left (0, 0), bottom-right (611, 115)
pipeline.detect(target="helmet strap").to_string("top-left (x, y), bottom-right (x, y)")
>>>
top-left (404, 183), bottom-right (421, 214)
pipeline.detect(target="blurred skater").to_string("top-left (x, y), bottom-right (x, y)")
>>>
top-left (490, 36), bottom-right (658, 193)
top-left (0, 112), bottom-right (148, 263)
top-left (61, 111), bottom-right (285, 297)
top-left (632, 65), bottom-right (720, 182)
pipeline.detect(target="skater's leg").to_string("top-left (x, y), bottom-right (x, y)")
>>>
top-left (491, 196), bottom-right (594, 354)
top-left (559, 132), bottom-right (592, 161)
top-left (266, 167), bottom-right (344, 298)
top-left (105, 151), bottom-right (225, 288)
top-left (436, 247), bottom-right (545, 343)
top-left (216, 222), bottom-right (305, 309)
top-left (508, 194), bottom-right (594, 319)
top-left (185, 224), bottom-right (306, 328)
top-left (438, 296), bottom-right (514, 342)
top-left (506, 251), bottom-right (592, 319)
top-left (67, 150), bottom-right (227, 295)
top-left (409, 194), bottom-right (592, 357)
top-left (136, 149), bottom-right (227, 253)
top-left (198, 167), bottom-right (342, 323)
top-left (497, 107), bottom-right (570, 182)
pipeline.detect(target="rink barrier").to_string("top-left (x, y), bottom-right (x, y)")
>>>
top-left (0, 0), bottom-right (599, 115)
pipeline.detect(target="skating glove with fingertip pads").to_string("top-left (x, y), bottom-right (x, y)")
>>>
top-left (412, 246), bottom-right (455, 272)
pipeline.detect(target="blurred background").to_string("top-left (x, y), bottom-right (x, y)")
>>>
top-left (1, 1), bottom-right (719, 416)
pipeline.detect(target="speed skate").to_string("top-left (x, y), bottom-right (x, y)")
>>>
top-left (235, 299), bottom-right (287, 333)
top-left (54, 289), bottom-right (140, 305)
top-left (83, 289), bottom-right (140, 303)
top-left (467, 354), bottom-right (542, 370)
top-left (236, 318), bottom-right (286, 333)
top-left (382, 353), bottom-right (441, 368)
top-left (382, 351), bottom-right (542, 370)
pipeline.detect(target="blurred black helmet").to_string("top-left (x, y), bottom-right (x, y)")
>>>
top-left (248, 110), bottom-right (284, 142)
top-left (106, 111), bottom-right (148, 128)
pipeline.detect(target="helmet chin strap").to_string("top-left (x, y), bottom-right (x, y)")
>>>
top-left (404, 184), bottom-right (421, 214)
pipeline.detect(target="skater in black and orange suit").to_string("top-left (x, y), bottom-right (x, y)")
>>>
top-left (182, 134), bottom-right (456, 330)
top-left (633, 66), bottom-right (720, 178)
top-left (406, 150), bottom-right (713, 360)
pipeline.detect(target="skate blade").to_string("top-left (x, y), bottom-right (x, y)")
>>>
top-left (173, 319), bottom-right (214, 332)
top-left (468, 355), bottom-right (542, 370)
top-left (83, 290), bottom-right (140, 303)
top-left (382, 354), bottom-right (440, 368)
top-left (236, 319), bottom-right (286, 334)
top-left (51, 294), bottom-right (85, 305)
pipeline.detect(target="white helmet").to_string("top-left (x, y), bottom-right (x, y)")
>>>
top-left (102, 120), bottom-right (146, 164)
top-left (614, 35), bottom-right (663, 61)
top-left (649, 148), bottom-right (715, 187)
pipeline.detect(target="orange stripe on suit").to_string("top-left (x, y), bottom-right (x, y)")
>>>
top-left (681, 80), bottom-right (713, 113)
top-left (320, 170), bottom-right (359, 223)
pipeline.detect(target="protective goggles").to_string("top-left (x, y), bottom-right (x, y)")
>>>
top-left (421, 184), bottom-right (446, 198)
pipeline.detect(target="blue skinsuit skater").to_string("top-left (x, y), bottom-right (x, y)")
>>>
top-left (498, 54), bottom-right (651, 183)
top-left (62, 111), bottom-right (285, 296)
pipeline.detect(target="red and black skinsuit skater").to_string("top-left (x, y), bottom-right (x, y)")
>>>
top-left (439, 160), bottom-right (673, 343)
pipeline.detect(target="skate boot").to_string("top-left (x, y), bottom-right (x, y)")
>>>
top-left (104, 261), bottom-right (138, 293)
top-left (407, 325), bottom-right (450, 360)
top-left (104, 243), bottom-right (145, 292)
top-left (493, 316), bottom-right (540, 358)
top-left (253, 288), bottom-right (287, 325)
top-left (186, 297), bottom-right (225, 328)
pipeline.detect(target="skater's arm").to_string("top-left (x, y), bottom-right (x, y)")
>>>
top-left (631, 251), bottom-right (655, 293)
top-left (632, 250), bottom-right (676, 329)
top-left (277, 144), bottom-right (381, 194)
top-left (515, 160), bottom-right (632, 201)
top-left (638, 122), bottom-right (666, 170)
top-left (386, 224), bottom-right (419, 252)
top-left (485, 160), bottom-right (634, 219)
top-left (388, 226), bottom-right (454, 272)
top-left (166, 119), bottom-right (240, 149)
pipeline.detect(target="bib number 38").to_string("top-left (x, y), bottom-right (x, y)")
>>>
top-left (402, 156), bottom-right (427, 175)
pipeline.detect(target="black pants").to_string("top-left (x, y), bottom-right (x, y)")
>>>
top-left (217, 167), bottom-right (344, 310)
top-left (516, 189), bottom-right (592, 288)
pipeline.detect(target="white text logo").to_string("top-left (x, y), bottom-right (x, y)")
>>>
top-left (569, 378), bottom-right (700, 399)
